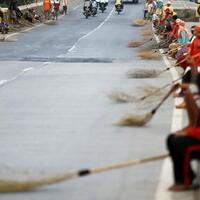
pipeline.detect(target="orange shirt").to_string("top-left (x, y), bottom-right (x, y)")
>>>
top-left (43, 0), bottom-right (51, 12)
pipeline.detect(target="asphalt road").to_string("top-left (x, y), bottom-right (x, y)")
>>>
top-left (0, 1), bottom-right (174, 200)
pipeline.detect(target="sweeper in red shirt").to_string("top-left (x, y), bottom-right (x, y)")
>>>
top-left (166, 75), bottom-right (200, 192)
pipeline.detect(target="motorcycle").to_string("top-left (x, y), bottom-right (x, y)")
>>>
top-left (99, 1), bottom-right (106, 13)
top-left (115, 4), bottom-right (122, 14)
top-left (91, 1), bottom-right (98, 16)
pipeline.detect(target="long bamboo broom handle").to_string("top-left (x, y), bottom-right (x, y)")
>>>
top-left (0, 154), bottom-right (169, 193)
top-left (175, 52), bottom-right (200, 67)
top-left (141, 37), bottom-right (154, 45)
top-left (156, 52), bottom-right (200, 77)
top-left (151, 89), bottom-right (173, 115)
top-left (140, 76), bottom-right (183, 101)
top-left (78, 154), bottom-right (168, 176)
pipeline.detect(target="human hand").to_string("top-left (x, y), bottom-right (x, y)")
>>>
top-left (171, 83), bottom-right (180, 91)
top-left (175, 129), bottom-right (187, 137)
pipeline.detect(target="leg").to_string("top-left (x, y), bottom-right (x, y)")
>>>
top-left (166, 134), bottom-right (200, 187)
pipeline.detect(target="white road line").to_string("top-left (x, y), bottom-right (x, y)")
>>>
top-left (0, 62), bottom-right (51, 89)
top-left (22, 67), bottom-right (34, 72)
top-left (154, 33), bottom-right (183, 200)
top-left (67, 7), bottom-right (115, 53)
top-left (0, 80), bottom-right (8, 87)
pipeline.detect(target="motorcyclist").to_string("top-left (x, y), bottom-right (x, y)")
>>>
top-left (83, 0), bottom-right (92, 12)
top-left (99, 0), bottom-right (108, 7)
top-left (91, 0), bottom-right (98, 7)
top-left (91, 0), bottom-right (98, 11)
top-left (115, 0), bottom-right (123, 9)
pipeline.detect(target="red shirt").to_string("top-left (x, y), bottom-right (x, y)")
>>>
top-left (189, 37), bottom-right (200, 66)
top-left (170, 24), bottom-right (179, 39)
top-left (187, 127), bottom-right (200, 141)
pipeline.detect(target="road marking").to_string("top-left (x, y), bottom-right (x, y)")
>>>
top-left (67, 7), bottom-right (115, 53)
top-left (0, 80), bottom-right (8, 87)
top-left (22, 67), bottom-right (34, 72)
top-left (154, 33), bottom-right (183, 200)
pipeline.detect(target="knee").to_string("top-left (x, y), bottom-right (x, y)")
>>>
top-left (166, 134), bottom-right (175, 150)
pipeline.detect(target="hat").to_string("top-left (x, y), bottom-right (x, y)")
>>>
top-left (167, 0), bottom-right (171, 4)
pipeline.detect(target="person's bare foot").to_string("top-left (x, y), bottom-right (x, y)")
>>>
top-left (175, 101), bottom-right (186, 109)
top-left (168, 184), bottom-right (193, 192)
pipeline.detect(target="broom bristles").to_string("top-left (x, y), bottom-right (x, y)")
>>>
top-left (107, 91), bottom-right (138, 103)
top-left (44, 20), bottom-right (57, 25)
top-left (127, 69), bottom-right (159, 78)
top-left (128, 41), bottom-right (144, 48)
top-left (132, 19), bottom-right (147, 27)
top-left (117, 112), bottom-right (153, 126)
top-left (142, 30), bottom-right (153, 37)
top-left (0, 172), bottom-right (77, 192)
top-left (0, 36), bottom-right (5, 42)
top-left (137, 51), bottom-right (160, 60)
top-left (0, 36), bottom-right (17, 42)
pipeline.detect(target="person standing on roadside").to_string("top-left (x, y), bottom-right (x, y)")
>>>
top-left (9, 0), bottom-right (18, 24)
top-left (62, 0), bottom-right (68, 15)
top-left (43, 0), bottom-right (52, 20)
top-left (53, 0), bottom-right (60, 20)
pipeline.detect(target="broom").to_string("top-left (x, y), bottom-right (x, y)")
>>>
top-left (109, 76), bottom-right (182, 103)
top-left (137, 50), bottom-right (160, 60)
top-left (132, 19), bottom-right (147, 27)
top-left (44, 20), bottom-right (57, 25)
top-left (128, 38), bottom-right (153, 48)
top-left (107, 91), bottom-right (138, 103)
top-left (142, 30), bottom-right (153, 37)
top-left (139, 76), bottom-right (183, 101)
top-left (150, 52), bottom-right (200, 77)
top-left (0, 154), bottom-right (168, 192)
top-left (0, 36), bottom-right (5, 42)
top-left (0, 36), bottom-right (17, 42)
top-left (118, 88), bottom-right (173, 126)
top-left (126, 69), bottom-right (160, 78)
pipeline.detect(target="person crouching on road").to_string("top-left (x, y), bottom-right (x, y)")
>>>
top-left (167, 75), bottom-right (200, 192)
